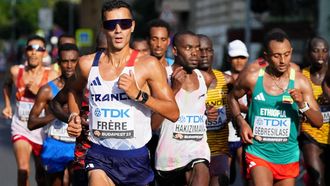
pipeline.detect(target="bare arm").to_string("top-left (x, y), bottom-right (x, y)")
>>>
top-left (67, 55), bottom-right (91, 137)
top-left (49, 84), bottom-right (70, 123)
top-left (293, 73), bottom-right (323, 128)
top-left (119, 56), bottom-right (179, 122)
top-left (227, 68), bottom-right (259, 144)
top-left (28, 85), bottom-right (55, 130)
top-left (2, 66), bottom-right (17, 119)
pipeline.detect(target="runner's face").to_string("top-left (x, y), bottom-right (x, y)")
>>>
top-left (230, 56), bottom-right (247, 73)
top-left (132, 40), bottom-right (150, 55)
top-left (265, 39), bottom-right (292, 73)
top-left (103, 8), bottom-right (135, 51)
top-left (198, 37), bottom-right (213, 71)
top-left (25, 40), bottom-right (46, 68)
top-left (149, 27), bottom-right (170, 59)
top-left (58, 50), bottom-right (79, 79)
top-left (309, 40), bottom-right (329, 66)
top-left (174, 35), bottom-right (200, 73)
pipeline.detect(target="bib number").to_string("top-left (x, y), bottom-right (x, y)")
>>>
top-left (91, 107), bottom-right (134, 139)
top-left (253, 116), bottom-right (291, 143)
top-left (49, 120), bottom-right (75, 142)
top-left (173, 114), bottom-right (206, 141)
top-left (206, 107), bottom-right (227, 131)
top-left (17, 101), bottom-right (34, 121)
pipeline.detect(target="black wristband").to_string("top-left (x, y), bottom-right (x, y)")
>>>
top-left (135, 90), bottom-right (142, 100)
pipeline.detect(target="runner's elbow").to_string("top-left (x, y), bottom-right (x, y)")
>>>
top-left (27, 119), bottom-right (37, 131)
top-left (167, 107), bottom-right (180, 122)
top-left (313, 120), bottom-right (323, 129)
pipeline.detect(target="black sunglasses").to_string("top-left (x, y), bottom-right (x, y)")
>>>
top-left (26, 45), bottom-right (46, 52)
top-left (103, 19), bottom-right (133, 31)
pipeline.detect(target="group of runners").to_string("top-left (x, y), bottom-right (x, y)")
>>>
top-left (2, 0), bottom-right (330, 186)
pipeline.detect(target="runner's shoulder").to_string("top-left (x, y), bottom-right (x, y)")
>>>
top-left (78, 53), bottom-right (97, 74)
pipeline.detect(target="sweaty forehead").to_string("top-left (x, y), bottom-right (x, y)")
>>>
top-left (28, 40), bottom-right (45, 47)
top-left (200, 38), bottom-right (212, 48)
top-left (268, 39), bottom-right (291, 53)
top-left (104, 8), bottom-right (132, 20)
top-left (311, 39), bottom-right (328, 49)
top-left (178, 35), bottom-right (199, 46)
top-left (150, 27), bottom-right (169, 37)
top-left (60, 50), bottom-right (79, 59)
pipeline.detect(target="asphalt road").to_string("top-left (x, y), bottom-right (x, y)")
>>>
top-left (0, 115), bottom-right (37, 186)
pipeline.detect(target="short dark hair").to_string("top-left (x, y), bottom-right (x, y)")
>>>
top-left (101, 0), bottom-right (133, 21)
top-left (130, 37), bottom-right (147, 47)
top-left (58, 43), bottom-right (79, 60)
top-left (263, 28), bottom-right (290, 52)
top-left (307, 36), bottom-right (329, 52)
top-left (197, 34), bottom-right (212, 43)
top-left (173, 31), bottom-right (196, 47)
top-left (58, 34), bottom-right (75, 47)
top-left (147, 19), bottom-right (171, 37)
top-left (26, 35), bottom-right (46, 47)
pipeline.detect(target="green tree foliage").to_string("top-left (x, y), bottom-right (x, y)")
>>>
top-left (0, 0), bottom-right (60, 39)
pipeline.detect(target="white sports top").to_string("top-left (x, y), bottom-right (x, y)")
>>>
top-left (87, 51), bottom-right (151, 150)
top-left (155, 68), bottom-right (210, 171)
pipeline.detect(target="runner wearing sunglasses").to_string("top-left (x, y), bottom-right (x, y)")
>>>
top-left (66, 1), bottom-right (179, 185)
top-left (2, 35), bottom-right (58, 186)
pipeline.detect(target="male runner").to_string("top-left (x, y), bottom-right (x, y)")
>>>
top-left (155, 31), bottom-right (212, 186)
top-left (300, 36), bottom-right (330, 186)
top-left (28, 43), bottom-right (79, 186)
top-left (198, 34), bottom-right (234, 186)
top-left (66, 1), bottom-right (179, 185)
top-left (228, 30), bottom-right (323, 186)
top-left (2, 35), bottom-right (58, 186)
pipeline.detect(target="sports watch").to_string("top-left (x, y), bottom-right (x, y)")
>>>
top-left (135, 90), bottom-right (149, 104)
top-left (299, 102), bottom-right (310, 113)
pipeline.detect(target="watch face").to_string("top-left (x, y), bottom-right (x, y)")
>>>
top-left (141, 92), bottom-right (149, 104)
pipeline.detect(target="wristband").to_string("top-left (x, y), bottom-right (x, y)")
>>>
top-left (234, 113), bottom-right (243, 121)
top-left (135, 90), bottom-right (142, 101)
top-left (299, 102), bottom-right (310, 113)
top-left (68, 112), bottom-right (79, 123)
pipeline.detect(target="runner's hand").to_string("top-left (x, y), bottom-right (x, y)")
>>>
top-left (240, 121), bottom-right (254, 144)
top-left (205, 105), bottom-right (218, 121)
top-left (2, 106), bottom-right (12, 119)
top-left (289, 88), bottom-right (304, 106)
top-left (67, 115), bottom-right (82, 137)
top-left (118, 70), bottom-right (140, 100)
top-left (171, 67), bottom-right (187, 92)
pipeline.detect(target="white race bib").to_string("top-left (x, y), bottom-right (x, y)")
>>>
top-left (48, 119), bottom-right (75, 142)
top-left (253, 116), bottom-right (291, 143)
top-left (173, 114), bottom-right (206, 141)
top-left (91, 106), bottom-right (134, 139)
top-left (17, 101), bottom-right (34, 121)
top-left (206, 107), bottom-right (227, 131)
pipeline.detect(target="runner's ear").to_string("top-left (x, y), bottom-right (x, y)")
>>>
top-left (172, 46), bottom-right (178, 56)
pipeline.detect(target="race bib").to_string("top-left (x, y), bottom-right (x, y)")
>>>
top-left (206, 107), bottom-right (227, 131)
top-left (253, 116), bottom-right (291, 143)
top-left (91, 107), bottom-right (134, 139)
top-left (17, 101), bottom-right (34, 121)
top-left (173, 114), bottom-right (206, 141)
top-left (49, 119), bottom-right (75, 142)
top-left (320, 105), bottom-right (330, 123)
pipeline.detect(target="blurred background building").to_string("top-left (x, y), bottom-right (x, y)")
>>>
top-left (0, 0), bottom-right (329, 70)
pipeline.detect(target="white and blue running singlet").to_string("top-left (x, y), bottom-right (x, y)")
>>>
top-left (87, 50), bottom-right (151, 150)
